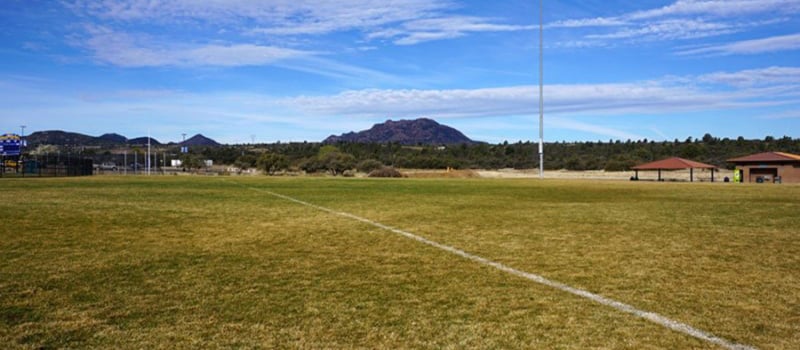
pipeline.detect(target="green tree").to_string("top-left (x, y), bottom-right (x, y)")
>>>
top-left (357, 159), bottom-right (384, 173)
top-left (234, 154), bottom-right (257, 171)
top-left (257, 152), bottom-right (289, 175)
top-left (320, 151), bottom-right (356, 175)
top-left (180, 153), bottom-right (203, 170)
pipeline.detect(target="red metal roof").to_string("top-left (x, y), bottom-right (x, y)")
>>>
top-left (727, 152), bottom-right (800, 163)
top-left (631, 157), bottom-right (717, 170)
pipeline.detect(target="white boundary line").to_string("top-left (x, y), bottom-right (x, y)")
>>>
top-left (235, 181), bottom-right (756, 350)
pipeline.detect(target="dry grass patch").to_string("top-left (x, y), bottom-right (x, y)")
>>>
top-left (1, 176), bottom-right (797, 348)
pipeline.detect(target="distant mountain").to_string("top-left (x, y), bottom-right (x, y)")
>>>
top-left (98, 133), bottom-right (127, 144)
top-left (27, 130), bottom-right (97, 146)
top-left (25, 130), bottom-right (219, 147)
top-left (128, 137), bottom-right (162, 146)
top-left (324, 118), bottom-right (477, 145)
top-left (180, 134), bottom-right (220, 147)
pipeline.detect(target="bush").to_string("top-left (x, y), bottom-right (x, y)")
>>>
top-left (357, 159), bottom-right (384, 173)
top-left (368, 166), bottom-right (404, 178)
top-left (257, 152), bottom-right (289, 175)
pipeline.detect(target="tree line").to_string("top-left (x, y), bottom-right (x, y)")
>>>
top-left (184, 134), bottom-right (800, 174)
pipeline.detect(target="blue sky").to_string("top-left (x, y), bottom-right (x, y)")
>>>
top-left (1, 0), bottom-right (799, 144)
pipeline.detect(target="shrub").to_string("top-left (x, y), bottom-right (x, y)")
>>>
top-left (368, 166), bottom-right (404, 178)
top-left (357, 159), bottom-right (384, 173)
top-left (257, 152), bottom-right (289, 175)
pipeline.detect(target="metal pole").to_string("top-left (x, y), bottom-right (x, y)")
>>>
top-left (20, 125), bottom-right (26, 176)
top-left (147, 130), bottom-right (151, 176)
top-left (538, 0), bottom-right (544, 178)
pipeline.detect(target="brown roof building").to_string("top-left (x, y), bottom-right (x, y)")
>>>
top-left (727, 152), bottom-right (800, 183)
top-left (631, 157), bottom-right (718, 182)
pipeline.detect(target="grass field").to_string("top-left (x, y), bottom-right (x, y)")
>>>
top-left (1, 176), bottom-right (798, 349)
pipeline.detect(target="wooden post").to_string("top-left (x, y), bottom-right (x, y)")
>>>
top-left (690, 168), bottom-right (694, 182)
top-left (658, 169), bottom-right (661, 181)
top-left (711, 168), bottom-right (715, 182)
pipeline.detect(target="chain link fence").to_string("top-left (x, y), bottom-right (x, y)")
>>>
top-left (1, 155), bottom-right (93, 177)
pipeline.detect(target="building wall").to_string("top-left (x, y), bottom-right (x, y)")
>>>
top-left (736, 163), bottom-right (800, 183)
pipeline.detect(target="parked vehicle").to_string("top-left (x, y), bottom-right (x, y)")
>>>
top-left (99, 162), bottom-right (117, 171)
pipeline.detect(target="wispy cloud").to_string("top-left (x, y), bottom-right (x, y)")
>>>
top-left (550, 0), bottom-right (800, 50)
top-left (5, 64), bottom-right (800, 142)
top-left (759, 110), bottom-right (800, 119)
top-left (697, 66), bottom-right (800, 86)
top-left (549, 118), bottom-right (645, 141)
top-left (368, 16), bottom-right (535, 45)
top-left (78, 25), bottom-right (310, 67)
top-left (628, 0), bottom-right (800, 20)
top-left (677, 33), bottom-right (800, 56)
top-left (548, 17), bottom-right (628, 29)
top-left (67, 0), bottom-right (529, 46)
top-left (69, 0), bottom-right (448, 32)
top-left (281, 79), bottom-right (796, 120)
top-left (584, 19), bottom-right (737, 41)
top-left (73, 24), bottom-right (404, 84)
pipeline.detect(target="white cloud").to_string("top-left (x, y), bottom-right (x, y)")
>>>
top-left (677, 33), bottom-right (800, 55)
top-left (585, 19), bottom-right (736, 41)
top-left (80, 26), bottom-right (309, 67)
top-left (549, 118), bottom-right (646, 141)
top-left (547, 17), bottom-right (628, 28)
top-left (68, 0), bottom-right (530, 47)
top-left (283, 84), bottom-right (722, 119)
top-left (629, 0), bottom-right (800, 20)
top-left (369, 16), bottom-right (535, 45)
top-left (549, 0), bottom-right (800, 49)
top-left (70, 0), bottom-right (448, 31)
top-left (6, 65), bottom-right (800, 142)
top-left (759, 110), bottom-right (800, 119)
top-left (279, 65), bottom-right (800, 119)
top-left (698, 66), bottom-right (800, 86)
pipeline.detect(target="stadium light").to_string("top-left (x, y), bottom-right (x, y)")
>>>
top-left (538, 0), bottom-right (544, 178)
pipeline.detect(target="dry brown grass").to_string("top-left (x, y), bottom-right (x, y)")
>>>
top-left (403, 169), bottom-right (480, 178)
top-left (1, 176), bottom-right (797, 349)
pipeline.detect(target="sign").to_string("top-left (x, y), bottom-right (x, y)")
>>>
top-left (0, 133), bottom-right (21, 156)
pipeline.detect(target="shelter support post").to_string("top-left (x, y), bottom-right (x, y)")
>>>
top-left (658, 169), bottom-right (661, 181)
top-left (690, 168), bottom-right (694, 182)
top-left (635, 170), bottom-right (638, 179)
top-left (711, 169), bottom-right (714, 182)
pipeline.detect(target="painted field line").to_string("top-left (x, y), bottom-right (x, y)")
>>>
top-left (239, 183), bottom-right (755, 350)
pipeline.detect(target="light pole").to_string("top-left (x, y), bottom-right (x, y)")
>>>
top-left (538, 0), bottom-right (544, 178)
top-left (20, 125), bottom-right (26, 156)
top-left (18, 125), bottom-right (26, 174)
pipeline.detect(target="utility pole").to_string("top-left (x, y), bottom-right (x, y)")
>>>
top-left (19, 125), bottom-right (26, 164)
top-left (17, 125), bottom-right (25, 177)
top-left (538, 0), bottom-right (544, 178)
top-left (147, 129), bottom-right (151, 176)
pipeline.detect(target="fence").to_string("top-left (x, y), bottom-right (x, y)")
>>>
top-left (0, 155), bottom-right (94, 178)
